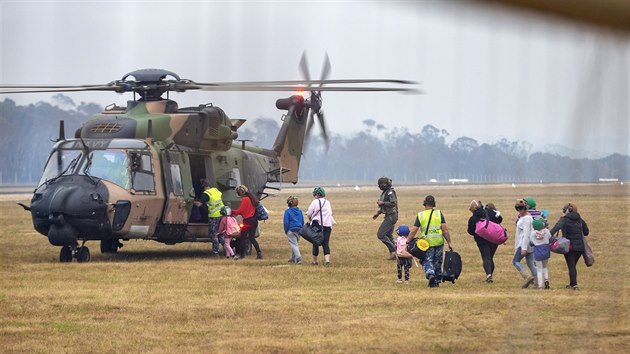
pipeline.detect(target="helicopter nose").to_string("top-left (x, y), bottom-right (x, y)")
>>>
top-left (30, 176), bottom-right (110, 246)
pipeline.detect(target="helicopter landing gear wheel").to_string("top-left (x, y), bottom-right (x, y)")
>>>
top-left (60, 246), bottom-right (73, 262)
top-left (100, 238), bottom-right (121, 253)
top-left (77, 246), bottom-right (91, 263)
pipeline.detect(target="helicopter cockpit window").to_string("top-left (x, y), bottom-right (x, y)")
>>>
top-left (84, 150), bottom-right (131, 189)
top-left (39, 149), bottom-right (83, 185)
top-left (130, 152), bottom-right (155, 192)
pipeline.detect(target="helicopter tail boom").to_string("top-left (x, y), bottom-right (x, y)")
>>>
top-left (272, 96), bottom-right (308, 184)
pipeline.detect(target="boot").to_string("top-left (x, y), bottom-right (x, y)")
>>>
top-left (519, 269), bottom-right (535, 288)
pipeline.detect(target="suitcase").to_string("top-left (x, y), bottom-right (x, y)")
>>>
top-left (442, 251), bottom-right (462, 284)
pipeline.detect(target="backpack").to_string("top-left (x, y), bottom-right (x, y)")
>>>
top-left (475, 210), bottom-right (508, 245)
top-left (533, 243), bottom-right (551, 261)
top-left (442, 251), bottom-right (462, 284)
top-left (255, 202), bottom-right (269, 221)
top-left (224, 216), bottom-right (241, 237)
top-left (396, 237), bottom-right (412, 258)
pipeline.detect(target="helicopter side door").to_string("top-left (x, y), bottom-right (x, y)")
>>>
top-left (159, 149), bottom-right (191, 224)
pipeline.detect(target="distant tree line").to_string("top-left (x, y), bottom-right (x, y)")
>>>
top-left (240, 118), bottom-right (630, 184)
top-left (1, 98), bottom-right (628, 184)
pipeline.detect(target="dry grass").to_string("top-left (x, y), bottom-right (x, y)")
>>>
top-left (1, 184), bottom-right (629, 353)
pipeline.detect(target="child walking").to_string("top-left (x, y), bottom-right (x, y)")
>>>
top-left (395, 225), bottom-right (413, 284)
top-left (216, 206), bottom-right (239, 259)
top-left (530, 218), bottom-right (551, 289)
top-left (284, 196), bottom-right (304, 264)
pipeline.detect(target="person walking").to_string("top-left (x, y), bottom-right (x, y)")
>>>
top-left (530, 218), bottom-right (551, 289)
top-left (306, 186), bottom-right (333, 266)
top-left (284, 196), bottom-right (304, 264)
top-left (232, 185), bottom-right (263, 259)
top-left (197, 179), bottom-right (224, 257)
top-left (513, 199), bottom-right (537, 288)
top-left (467, 200), bottom-right (503, 283)
top-left (215, 206), bottom-right (239, 259)
top-left (372, 176), bottom-right (398, 260)
top-left (406, 195), bottom-right (454, 288)
top-left (549, 203), bottom-right (590, 290)
top-left (395, 225), bottom-right (413, 284)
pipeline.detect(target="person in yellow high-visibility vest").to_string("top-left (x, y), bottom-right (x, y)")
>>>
top-left (407, 195), bottom-right (454, 288)
top-left (199, 179), bottom-right (225, 256)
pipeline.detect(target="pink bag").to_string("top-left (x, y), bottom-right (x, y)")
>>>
top-left (475, 219), bottom-right (508, 245)
top-left (396, 237), bottom-right (412, 258)
top-left (225, 216), bottom-right (241, 237)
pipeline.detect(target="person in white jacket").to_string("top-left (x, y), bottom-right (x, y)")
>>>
top-left (513, 199), bottom-right (537, 288)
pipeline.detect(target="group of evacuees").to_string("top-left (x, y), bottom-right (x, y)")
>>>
top-left (199, 176), bottom-right (591, 290)
top-left (372, 177), bottom-right (590, 289)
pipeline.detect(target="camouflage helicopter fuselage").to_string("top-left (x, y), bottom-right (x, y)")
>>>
top-left (28, 97), bottom-right (308, 251)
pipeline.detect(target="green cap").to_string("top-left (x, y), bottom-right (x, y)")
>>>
top-left (533, 218), bottom-right (545, 231)
top-left (524, 196), bottom-right (536, 209)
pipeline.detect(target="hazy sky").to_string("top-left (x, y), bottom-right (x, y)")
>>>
top-left (1, 0), bottom-right (628, 156)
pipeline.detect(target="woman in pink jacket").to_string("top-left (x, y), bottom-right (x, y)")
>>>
top-left (306, 186), bottom-right (334, 266)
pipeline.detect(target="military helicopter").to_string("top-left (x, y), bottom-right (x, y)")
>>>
top-left (2, 54), bottom-right (416, 262)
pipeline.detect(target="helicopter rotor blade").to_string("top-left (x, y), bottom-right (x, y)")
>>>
top-left (320, 53), bottom-right (331, 85)
top-left (316, 110), bottom-right (330, 152)
top-left (0, 84), bottom-right (124, 94)
top-left (303, 109), bottom-right (316, 150)
top-left (299, 52), bottom-right (312, 82)
top-left (187, 85), bottom-right (419, 93)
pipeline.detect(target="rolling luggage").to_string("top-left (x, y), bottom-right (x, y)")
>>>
top-left (442, 251), bottom-right (462, 284)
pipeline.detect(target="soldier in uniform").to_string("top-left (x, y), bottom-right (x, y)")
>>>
top-left (372, 176), bottom-right (399, 260)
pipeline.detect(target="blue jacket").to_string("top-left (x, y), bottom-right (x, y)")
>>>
top-left (283, 207), bottom-right (304, 233)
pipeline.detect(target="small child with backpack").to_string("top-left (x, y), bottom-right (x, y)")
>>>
top-left (530, 218), bottom-right (551, 289)
top-left (284, 196), bottom-right (305, 264)
top-left (215, 206), bottom-right (240, 259)
top-left (395, 225), bottom-right (413, 284)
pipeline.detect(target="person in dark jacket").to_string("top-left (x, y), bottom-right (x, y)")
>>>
top-left (549, 202), bottom-right (589, 290)
top-left (467, 200), bottom-right (503, 283)
top-left (372, 176), bottom-right (398, 260)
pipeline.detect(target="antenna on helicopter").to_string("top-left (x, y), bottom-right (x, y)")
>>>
top-left (57, 120), bottom-right (66, 142)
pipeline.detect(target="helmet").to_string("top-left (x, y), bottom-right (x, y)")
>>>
top-left (235, 185), bottom-right (248, 196)
top-left (220, 206), bottom-right (232, 216)
top-left (287, 196), bottom-right (298, 207)
top-left (313, 186), bottom-right (326, 198)
top-left (377, 176), bottom-right (392, 190)
top-left (396, 225), bottom-right (410, 236)
top-left (524, 196), bottom-right (536, 209)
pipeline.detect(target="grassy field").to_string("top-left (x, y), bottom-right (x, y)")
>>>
top-left (1, 183), bottom-right (629, 353)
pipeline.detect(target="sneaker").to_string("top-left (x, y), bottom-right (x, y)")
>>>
top-left (288, 258), bottom-right (295, 263)
top-left (297, 260), bottom-right (302, 265)
top-left (311, 261), bottom-right (318, 266)
top-left (566, 285), bottom-right (579, 290)
top-left (486, 275), bottom-right (494, 283)
top-left (522, 275), bottom-right (535, 289)
top-left (396, 279), bottom-right (403, 284)
top-left (388, 252), bottom-right (397, 260)
top-left (233, 255), bottom-right (240, 260)
top-left (256, 252), bottom-right (264, 259)
top-left (544, 280), bottom-right (550, 289)
top-left (404, 280), bottom-right (409, 285)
